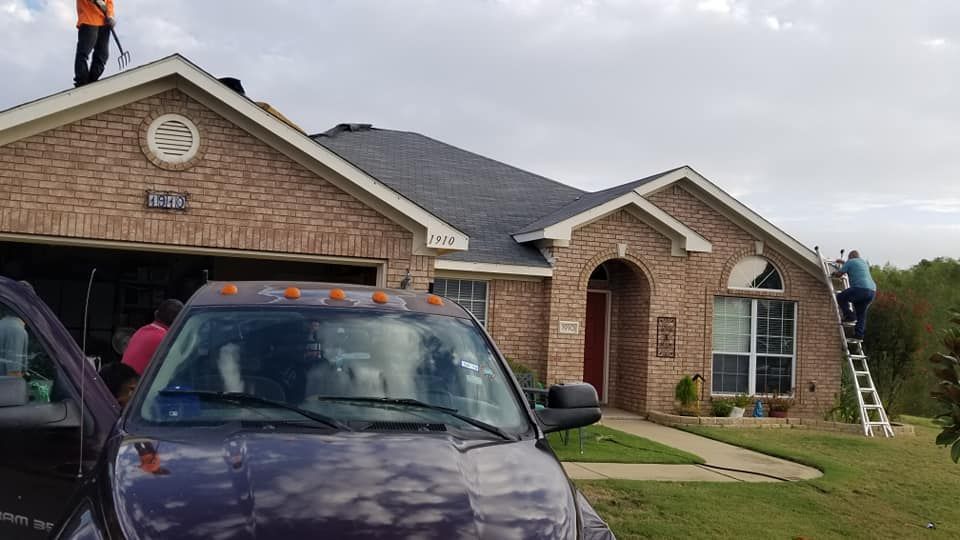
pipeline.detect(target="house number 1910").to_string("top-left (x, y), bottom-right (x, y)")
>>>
top-left (428, 234), bottom-right (458, 247)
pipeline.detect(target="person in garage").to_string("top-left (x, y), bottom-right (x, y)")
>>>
top-left (121, 299), bottom-right (183, 375)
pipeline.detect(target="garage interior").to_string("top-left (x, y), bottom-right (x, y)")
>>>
top-left (0, 240), bottom-right (378, 364)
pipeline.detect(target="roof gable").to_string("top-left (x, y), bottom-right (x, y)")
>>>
top-left (511, 166), bottom-right (819, 274)
top-left (0, 55), bottom-right (468, 255)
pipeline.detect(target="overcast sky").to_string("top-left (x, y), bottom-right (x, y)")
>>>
top-left (3, 0), bottom-right (958, 267)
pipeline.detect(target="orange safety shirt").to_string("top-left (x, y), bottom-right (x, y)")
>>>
top-left (76, 0), bottom-right (114, 28)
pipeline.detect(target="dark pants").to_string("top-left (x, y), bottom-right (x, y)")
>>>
top-left (837, 287), bottom-right (876, 338)
top-left (74, 25), bottom-right (111, 87)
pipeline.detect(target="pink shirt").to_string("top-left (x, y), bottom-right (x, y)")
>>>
top-left (121, 322), bottom-right (168, 375)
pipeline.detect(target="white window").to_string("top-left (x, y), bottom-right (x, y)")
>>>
top-left (728, 256), bottom-right (783, 291)
top-left (712, 296), bottom-right (796, 395)
top-left (432, 279), bottom-right (488, 325)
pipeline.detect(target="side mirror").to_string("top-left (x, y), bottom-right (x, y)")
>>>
top-left (535, 383), bottom-right (601, 433)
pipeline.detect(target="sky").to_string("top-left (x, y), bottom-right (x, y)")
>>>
top-left (2, 0), bottom-right (958, 268)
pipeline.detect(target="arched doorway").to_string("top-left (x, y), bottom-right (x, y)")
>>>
top-left (583, 259), bottom-right (651, 410)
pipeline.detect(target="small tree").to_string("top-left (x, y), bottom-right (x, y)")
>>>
top-left (930, 309), bottom-right (960, 463)
top-left (675, 375), bottom-right (698, 415)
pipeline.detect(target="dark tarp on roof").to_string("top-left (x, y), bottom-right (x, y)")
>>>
top-left (314, 125), bottom-right (584, 267)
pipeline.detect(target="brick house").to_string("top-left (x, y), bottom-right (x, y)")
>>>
top-left (0, 55), bottom-right (842, 416)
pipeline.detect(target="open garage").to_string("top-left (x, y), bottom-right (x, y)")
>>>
top-left (0, 238), bottom-right (379, 364)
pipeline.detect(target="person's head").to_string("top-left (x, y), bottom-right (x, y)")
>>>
top-left (848, 250), bottom-right (861, 259)
top-left (100, 362), bottom-right (139, 407)
top-left (155, 299), bottom-right (184, 327)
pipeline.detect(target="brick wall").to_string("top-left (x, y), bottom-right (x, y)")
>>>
top-left (486, 279), bottom-right (549, 381)
top-left (541, 184), bottom-right (842, 417)
top-left (0, 89), bottom-right (433, 289)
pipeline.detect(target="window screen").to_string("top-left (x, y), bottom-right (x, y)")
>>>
top-left (432, 279), bottom-right (488, 325)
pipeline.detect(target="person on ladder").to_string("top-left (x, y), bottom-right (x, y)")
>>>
top-left (832, 250), bottom-right (877, 341)
top-left (74, 0), bottom-right (115, 87)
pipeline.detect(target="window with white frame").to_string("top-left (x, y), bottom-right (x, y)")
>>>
top-left (728, 256), bottom-right (783, 291)
top-left (432, 279), bottom-right (488, 325)
top-left (712, 296), bottom-right (796, 395)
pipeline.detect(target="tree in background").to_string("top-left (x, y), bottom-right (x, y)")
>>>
top-left (871, 258), bottom-right (960, 416)
top-left (930, 309), bottom-right (960, 463)
top-left (863, 289), bottom-right (932, 415)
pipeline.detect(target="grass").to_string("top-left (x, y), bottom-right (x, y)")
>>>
top-left (898, 414), bottom-right (940, 430)
top-left (578, 423), bottom-right (960, 539)
top-left (546, 424), bottom-right (703, 464)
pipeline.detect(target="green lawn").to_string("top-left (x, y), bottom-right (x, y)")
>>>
top-left (898, 414), bottom-right (939, 430)
top-left (578, 424), bottom-right (960, 539)
top-left (546, 424), bottom-right (703, 464)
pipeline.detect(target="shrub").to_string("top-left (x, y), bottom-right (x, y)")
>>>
top-left (930, 308), bottom-right (960, 463)
top-left (711, 399), bottom-right (734, 417)
top-left (733, 394), bottom-right (752, 408)
top-left (675, 375), bottom-right (698, 415)
top-left (766, 393), bottom-right (796, 413)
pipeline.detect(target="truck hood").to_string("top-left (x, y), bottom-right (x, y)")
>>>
top-left (110, 428), bottom-right (579, 539)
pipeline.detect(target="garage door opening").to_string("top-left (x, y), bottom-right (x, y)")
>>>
top-left (0, 240), bottom-right (378, 364)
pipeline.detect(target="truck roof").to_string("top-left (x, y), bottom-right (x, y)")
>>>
top-left (187, 281), bottom-right (474, 319)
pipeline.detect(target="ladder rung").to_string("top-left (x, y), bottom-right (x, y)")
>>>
top-left (859, 387), bottom-right (875, 392)
top-left (867, 421), bottom-right (890, 426)
top-left (846, 338), bottom-right (863, 344)
top-left (853, 370), bottom-right (870, 376)
top-left (863, 404), bottom-right (884, 409)
top-left (848, 354), bottom-right (867, 360)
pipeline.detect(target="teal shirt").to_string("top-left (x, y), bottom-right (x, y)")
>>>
top-left (841, 258), bottom-right (876, 291)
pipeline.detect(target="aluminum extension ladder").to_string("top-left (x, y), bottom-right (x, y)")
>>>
top-left (815, 247), bottom-right (894, 437)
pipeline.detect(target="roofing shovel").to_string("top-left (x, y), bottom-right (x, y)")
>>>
top-left (91, 0), bottom-right (131, 70)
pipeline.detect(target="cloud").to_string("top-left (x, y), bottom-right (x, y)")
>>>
top-left (1, 0), bottom-right (958, 267)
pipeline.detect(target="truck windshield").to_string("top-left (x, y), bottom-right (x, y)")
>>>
top-left (135, 307), bottom-right (530, 435)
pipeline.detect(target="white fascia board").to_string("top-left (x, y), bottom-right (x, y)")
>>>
top-left (633, 166), bottom-right (820, 268)
top-left (512, 191), bottom-right (711, 255)
top-left (0, 55), bottom-right (468, 254)
top-left (434, 260), bottom-right (553, 277)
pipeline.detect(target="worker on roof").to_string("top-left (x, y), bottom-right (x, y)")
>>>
top-left (74, 0), bottom-right (115, 87)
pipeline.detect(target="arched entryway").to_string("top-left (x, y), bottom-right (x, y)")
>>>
top-left (583, 259), bottom-right (652, 410)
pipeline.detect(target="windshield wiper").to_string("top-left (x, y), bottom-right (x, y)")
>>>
top-left (313, 396), bottom-right (514, 440)
top-left (158, 389), bottom-right (351, 431)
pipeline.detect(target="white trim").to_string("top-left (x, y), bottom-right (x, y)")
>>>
top-left (586, 289), bottom-right (612, 404)
top-left (0, 232), bottom-right (387, 285)
top-left (434, 259), bottom-right (553, 277)
top-left (0, 55), bottom-right (468, 255)
top-left (633, 166), bottom-right (820, 271)
top-left (513, 191), bottom-right (712, 256)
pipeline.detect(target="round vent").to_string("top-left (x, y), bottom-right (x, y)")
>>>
top-left (146, 114), bottom-right (200, 164)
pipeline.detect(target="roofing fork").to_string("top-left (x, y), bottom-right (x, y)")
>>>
top-left (91, 1), bottom-right (131, 70)
top-left (110, 28), bottom-right (131, 70)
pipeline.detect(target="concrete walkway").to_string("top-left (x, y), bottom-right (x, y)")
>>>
top-left (562, 410), bottom-right (823, 483)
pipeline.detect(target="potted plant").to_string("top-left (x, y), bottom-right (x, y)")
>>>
top-left (766, 393), bottom-right (796, 418)
top-left (711, 398), bottom-right (734, 417)
top-left (675, 375), bottom-right (698, 416)
top-left (730, 394), bottom-right (751, 418)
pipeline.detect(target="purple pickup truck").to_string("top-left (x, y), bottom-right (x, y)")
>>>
top-left (0, 277), bottom-right (614, 539)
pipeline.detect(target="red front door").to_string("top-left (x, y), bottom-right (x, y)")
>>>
top-left (583, 291), bottom-right (607, 400)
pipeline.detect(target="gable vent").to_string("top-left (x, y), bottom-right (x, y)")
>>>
top-left (147, 114), bottom-right (200, 164)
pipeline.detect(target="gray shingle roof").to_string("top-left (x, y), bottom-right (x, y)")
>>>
top-left (314, 125), bottom-right (585, 267)
top-left (514, 166), bottom-right (685, 235)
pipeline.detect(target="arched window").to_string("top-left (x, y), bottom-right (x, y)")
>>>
top-left (728, 256), bottom-right (783, 291)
